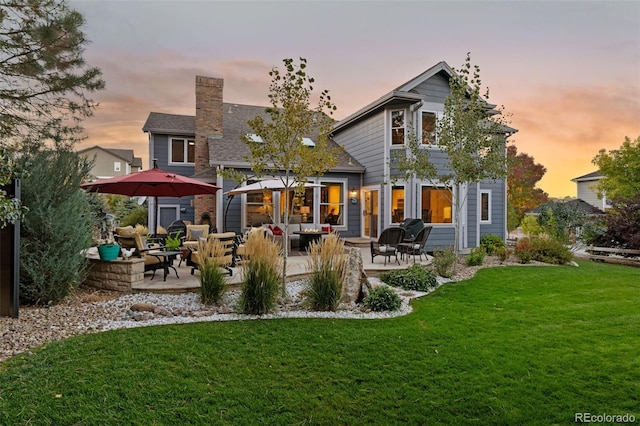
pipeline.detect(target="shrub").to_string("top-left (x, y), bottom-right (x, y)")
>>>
top-left (306, 233), bottom-right (345, 311)
top-left (19, 147), bottom-right (94, 305)
top-left (589, 197), bottom-right (640, 249)
top-left (198, 238), bottom-right (227, 305)
top-left (514, 238), bottom-right (535, 263)
top-left (480, 234), bottom-right (506, 255)
top-left (432, 246), bottom-right (456, 278)
top-left (239, 231), bottom-right (282, 315)
top-left (121, 207), bottom-right (148, 227)
top-left (494, 246), bottom-right (510, 263)
top-left (530, 236), bottom-right (573, 264)
top-left (514, 237), bottom-right (573, 265)
top-left (363, 286), bottom-right (401, 312)
top-left (380, 263), bottom-right (437, 291)
top-left (466, 247), bottom-right (485, 266)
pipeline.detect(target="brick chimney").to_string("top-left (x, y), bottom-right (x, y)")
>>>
top-left (194, 76), bottom-right (223, 228)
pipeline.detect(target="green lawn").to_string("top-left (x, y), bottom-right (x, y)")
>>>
top-left (0, 261), bottom-right (638, 425)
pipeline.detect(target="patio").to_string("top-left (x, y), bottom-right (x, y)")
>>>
top-left (131, 244), bottom-right (432, 293)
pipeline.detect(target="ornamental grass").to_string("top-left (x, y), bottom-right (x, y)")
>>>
top-left (197, 237), bottom-right (227, 305)
top-left (239, 231), bottom-right (282, 315)
top-left (305, 232), bottom-right (346, 311)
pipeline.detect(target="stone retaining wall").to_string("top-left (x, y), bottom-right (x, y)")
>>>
top-left (84, 257), bottom-right (145, 292)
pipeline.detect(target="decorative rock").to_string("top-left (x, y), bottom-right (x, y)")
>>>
top-left (153, 306), bottom-right (173, 317)
top-left (130, 303), bottom-right (156, 312)
top-left (342, 247), bottom-right (371, 304)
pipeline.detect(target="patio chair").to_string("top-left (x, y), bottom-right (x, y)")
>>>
top-left (399, 225), bottom-right (432, 263)
top-left (187, 232), bottom-right (236, 276)
top-left (182, 224), bottom-right (210, 250)
top-left (118, 228), bottom-right (165, 279)
top-left (370, 227), bottom-right (405, 265)
top-left (400, 218), bottom-right (425, 242)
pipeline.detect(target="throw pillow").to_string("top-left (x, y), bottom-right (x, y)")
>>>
top-left (271, 225), bottom-right (283, 236)
top-left (189, 229), bottom-right (204, 241)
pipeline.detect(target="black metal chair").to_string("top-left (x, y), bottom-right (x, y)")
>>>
top-left (399, 226), bottom-right (432, 263)
top-left (400, 218), bottom-right (425, 242)
top-left (370, 227), bottom-right (405, 265)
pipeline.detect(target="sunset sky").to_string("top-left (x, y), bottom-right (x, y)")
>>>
top-left (69, 0), bottom-right (640, 198)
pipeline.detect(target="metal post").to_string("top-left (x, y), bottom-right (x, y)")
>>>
top-left (0, 179), bottom-right (20, 318)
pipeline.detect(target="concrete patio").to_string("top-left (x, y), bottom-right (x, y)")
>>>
top-left (132, 245), bottom-right (432, 293)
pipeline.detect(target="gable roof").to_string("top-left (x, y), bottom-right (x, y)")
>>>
top-left (142, 113), bottom-right (195, 135)
top-left (78, 145), bottom-right (142, 169)
top-left (572, 170), bottom-right (603, 182)
top-left (332, 60), bottom-right (516, 135)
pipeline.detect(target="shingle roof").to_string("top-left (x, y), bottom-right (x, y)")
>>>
top-left (572, 171), bottom-right (603, 182)
top-left (529, 198), bottom-right (604, 215)
top-left (143, 104), bottom-right (364, 172)
top-left (142, 112), bottom-right (195, 134)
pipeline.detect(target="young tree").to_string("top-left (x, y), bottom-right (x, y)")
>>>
top-left (592, 136), bottom-right (640, 199)
top-left (225, 58), bottom-right (341, 293)
top-left (397, 53), bottom-right (513, 262)
top-left (507, 145), bottom-right (549, 231)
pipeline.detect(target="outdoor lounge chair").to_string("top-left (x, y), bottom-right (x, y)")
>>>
top-left (182, 224), bottom-right (210, 250)
top-left (399, 225), bottom-right (432, 263)
top-left (115, 226), bottom-right (164, 279)
top-left (370, 227), bottom-right (405, 265)
top-left (187, 232), bottom-right (236, 276)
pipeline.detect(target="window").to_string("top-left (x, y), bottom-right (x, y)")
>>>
top-left (391, 110), bottom-right (405, 145)
top-left (247, 133), bottom-right (264, 143)
top-left (320, 182), bottom-right (344, 226)
top-left (246, 190), bottom-right (273, 226)
top-left (280, 187), bottom-right (314, 223)
top-left (170, 138), bottom-right (195, 164)
top-left (391, 186), bottom-right (405, 223)
top-left (421, 186), bottom-right (453, 224)
top-left (480, 190), bottom-right (491, 223)
top-left (114, 161), bottom-right (121, 172)
top-left (421, 111), bottom-right (437, 145)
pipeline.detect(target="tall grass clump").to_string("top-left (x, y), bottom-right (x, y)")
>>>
top-left (432, 246), bottom-right (456, 278)
top-left (306, 232), bottom-right (346, 311)
top-left (240, 231), bottom-right (282, 315)
top-left (197, 238), bottom-right (227, 305)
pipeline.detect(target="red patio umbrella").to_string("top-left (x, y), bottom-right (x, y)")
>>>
top-left (80, 161), bottom-right (220, 233)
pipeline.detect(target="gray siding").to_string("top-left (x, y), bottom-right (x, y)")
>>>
top-left (479, 179), bottom-right (506, 240)
top-left (411, 73), bottom-right (450, 104)
top-left (333, 113), bottom-right (385, 187)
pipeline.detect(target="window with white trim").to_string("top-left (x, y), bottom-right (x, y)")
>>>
top-left (320, 181), bottom-right (345, 226)
top-left (114, 161), bottom-right (121, 172)
top-left (480, 190), bottom-right (491, 223)
top-left (170, 138), bottom-right (195, 164)
top-left (421, 186), bottom-right (453, 224)
top-left (421, 111), bottom-right (437, 145)
top-left (391, 110), bottom-right (405, 145)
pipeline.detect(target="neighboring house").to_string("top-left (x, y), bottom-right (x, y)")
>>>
top-left (142, 76), bottom-right (364, 233)
top-left (571, 171), bottom-right (610, 211)
top-left (528, 198), bottom-right (604, 216)
top-left (78, 145), bottom-right (143, 179)
top-left (142, 61), bottom-right (515, 251)
top-left (331, 61), bottom-right (515, 250)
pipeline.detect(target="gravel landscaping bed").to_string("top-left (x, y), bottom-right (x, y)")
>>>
top-left (0, 256), bottom-right (540, 363)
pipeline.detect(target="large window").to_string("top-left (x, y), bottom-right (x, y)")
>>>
top-left (421, 186), bottom-right (453, 224)
top-left (280, 187), bottom-right (314, 224)
top-left (391, 110), bottom-right (405, 145)
top-left (246, 190), bottom-right (273, 227)
top-left (320, 182), bottom-right (344, 226)
top-left (170, 138), bottom-right (195, 164)
top-left (421, 111), bottom-right (437, 145)
top-left (480, 190), bottom-right (491, 223)
top-left (391, 186), bottom-right (405, 223)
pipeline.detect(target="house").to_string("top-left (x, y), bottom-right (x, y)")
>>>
top-left (571, 171), bottom-right (610, 211)
top-left (331, 61), bottom-right (515, 250)
top-left (142, 61), bottom-right (514, 251)
top-left (142, 76), bottom-right (365, 233)
top-left (78, 145), bottom-right (143, 179)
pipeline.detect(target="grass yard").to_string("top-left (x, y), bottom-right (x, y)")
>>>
top-left (0, 260), bottom-right (638, 425)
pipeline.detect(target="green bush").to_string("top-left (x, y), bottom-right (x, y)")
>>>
top-left (480, 234), bottom-right (506, 255)
top-left (466, 247), bottom-right (486, 266)
top-left (19, 147), bottom-right (94, 305)
top-left (121, 207), bottom-right (148, 227)
top-left (432, 246), bottom-right (456, 278)
top-left (514, 237), bottom-right (572, 265)
top-left (380, 263), bottom-right (437, 291)
top-left (494, 246), bottom-right (511, 263)
top-left (363, 286), bottom-right (401, 312)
